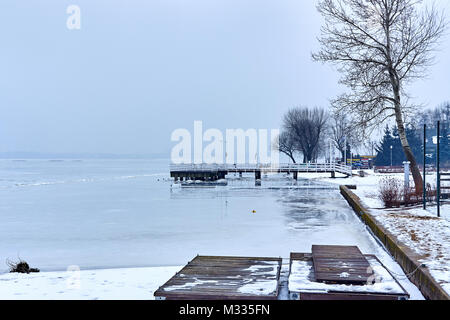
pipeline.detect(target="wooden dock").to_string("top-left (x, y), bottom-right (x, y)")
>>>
top-left (154, 256), bottom-right (282, 300)
top-left (289, 250), bottom-right (410, 300)
top-left (153, 246), bottom-right (410, 300)
top-left (312, 245), bottom-right (372, 285)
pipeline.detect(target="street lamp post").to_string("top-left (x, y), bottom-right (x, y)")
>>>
top-left (390, 145), bottom-right (393, 167)
top-left (344, 137), bottom-right (347, 166)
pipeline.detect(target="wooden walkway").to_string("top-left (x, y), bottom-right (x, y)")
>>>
top-left (312, 245), bottom-right (372, 285)
top-left (154, 256), bottom-right (282, 300)
top-left (170, 163), bottom-right (352, 181)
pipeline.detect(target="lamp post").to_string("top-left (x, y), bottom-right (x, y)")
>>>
top-left (350, 146), bottom-right (353, 170)
top-left (423, 124), bottom-right (427, 210)
top-left (390, 145), bottom-right (393, 167)
top-left (344, 137), bottom-right (347, 166)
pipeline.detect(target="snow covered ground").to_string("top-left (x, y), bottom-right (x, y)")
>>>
top-left (0, 266), bottom-right (181, 300)
top-left (311, 170), bottom-right (450, 295)
top-left (0, 261), bottom-right (423, 300)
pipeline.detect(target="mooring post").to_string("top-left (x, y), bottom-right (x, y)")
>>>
top-left (404, 161), bottom-right (410, 204)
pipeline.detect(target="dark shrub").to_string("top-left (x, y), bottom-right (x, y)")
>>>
top-left (379, 177), bottom-right (402, 208)
top-left (7, 259), bottom-right (40, 274)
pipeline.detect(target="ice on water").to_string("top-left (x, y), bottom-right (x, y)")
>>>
top-left (0, 159), bottom-right (404, 273)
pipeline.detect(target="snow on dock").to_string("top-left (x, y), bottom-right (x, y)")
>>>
top-left (289, 252), bottom-right (410, 300)
top-left (154, 256), bottom-right (282, 300)
top-left (312, 245), bottom-right (372, 285)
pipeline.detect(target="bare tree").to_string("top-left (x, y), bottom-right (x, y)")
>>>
top-left (283, 107), bottom-right (328, 163)
top-left (313, 0), bottom-right (446, 193)
top-left (274, 131), bottom-right (298, 163)
top-left (330, 112), bottom-right (359, 161)
top-left (416, 102), bottom-right (450, 124)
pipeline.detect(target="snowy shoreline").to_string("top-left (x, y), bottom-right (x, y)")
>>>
top-left (0, 266), bottom-right (182, 300)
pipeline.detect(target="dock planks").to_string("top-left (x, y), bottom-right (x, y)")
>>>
top-left (289, 252), bottom-right (410, 300)
top-left (312, 245), bottom-right (372, 285)
top-left (154, 256), bottom-right (282, 300)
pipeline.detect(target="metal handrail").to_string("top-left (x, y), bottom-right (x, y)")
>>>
top-left (170, 163), bottom-right (352, 175)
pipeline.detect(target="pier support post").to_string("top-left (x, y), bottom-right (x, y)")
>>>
top-left (293, 172), bottom-right (298, 180)
top-left (255, 170), bottom-right (261, 180)
top-left (331, 171), bottom-right (336, 179)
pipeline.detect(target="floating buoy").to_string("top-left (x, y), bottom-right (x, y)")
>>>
top-left (252, 210), bottom-right (256, 214)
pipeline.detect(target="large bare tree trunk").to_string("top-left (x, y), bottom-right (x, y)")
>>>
top-left (390, 75), bottom-right (423, 193)
top-left (394, 106), bottom-right (423, 194)
top-left (385, 17), bottom-right (424, 194)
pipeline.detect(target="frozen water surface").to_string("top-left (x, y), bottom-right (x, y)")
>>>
top-left (0, 159), bottom-right (412, 273)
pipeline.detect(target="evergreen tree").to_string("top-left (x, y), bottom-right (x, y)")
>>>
top-left (405, 126), bottom-right (423, 165)
top-left (375, 125), bottom-right (424, 166)
top-left (391, 127), bottom-right (405, 166)
top-left (375, 126), bottom-right (396, 166)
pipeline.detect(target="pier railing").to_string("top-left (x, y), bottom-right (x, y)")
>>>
top-left (170, 163), bottom-right (352, 176)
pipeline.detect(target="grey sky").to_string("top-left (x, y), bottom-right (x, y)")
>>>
top-left (1, 0), bottom-right (449, 155)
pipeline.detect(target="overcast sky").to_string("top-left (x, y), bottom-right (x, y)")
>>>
top-left (1, 0), bottom-right (449, 155)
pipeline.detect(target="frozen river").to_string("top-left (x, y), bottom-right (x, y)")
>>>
top-left (0, 159), bottom-right (410, 273)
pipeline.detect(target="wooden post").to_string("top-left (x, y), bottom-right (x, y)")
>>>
top-left (293, 172), bottom-right (298, 180)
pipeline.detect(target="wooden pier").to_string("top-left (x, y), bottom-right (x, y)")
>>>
top-left (154, 256), bottom-right (282, 300)
top-left (289, 247), bottom-right (410, 300)
top-left (170, 163), bottom-right (352, 182)
top-left (154, 246), bottom-right (411, 300)
top-left (312, 245), bottom-right (372, 285)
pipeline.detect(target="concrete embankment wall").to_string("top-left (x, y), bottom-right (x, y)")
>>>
top-left (340, 185), bottom-right (450, 300)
